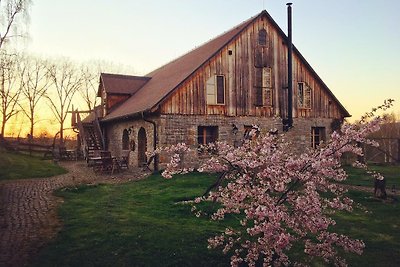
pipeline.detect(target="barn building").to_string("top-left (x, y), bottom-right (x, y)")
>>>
top-left (76, 9), bottom-right (350, 171)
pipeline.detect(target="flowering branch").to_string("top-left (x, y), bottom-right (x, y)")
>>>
top-left (156, 100), bottom-right (394, 267)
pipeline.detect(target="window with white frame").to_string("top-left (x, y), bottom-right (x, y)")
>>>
top-left (298, 82), bottom-right (312, 109)
top-left (206, 75), bottom-right (225, 105)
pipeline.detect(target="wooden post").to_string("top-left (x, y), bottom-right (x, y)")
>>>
top-left (397, 138), bottom-right (400, 163)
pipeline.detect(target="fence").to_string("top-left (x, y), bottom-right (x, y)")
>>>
top-left (363, 138), bottom-right (400, 164)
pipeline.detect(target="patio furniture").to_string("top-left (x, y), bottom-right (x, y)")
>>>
top-left (93, 151), bottom-right (120, 174)
top-left (118, 150), bottom-right (130, 170)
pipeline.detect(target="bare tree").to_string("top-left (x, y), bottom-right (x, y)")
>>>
top-left (18, 54), bottom-right (50, 140)
top-left (0, 51), bottom-right (20, 138)
top-left (78, 61), bottom-right (135, 111)
top-left (0, 0), bottom-right (31, 49)
top-left (79, 65), bottom-right (99, 111)
top-left (46, 59), bottom-right (82, 145)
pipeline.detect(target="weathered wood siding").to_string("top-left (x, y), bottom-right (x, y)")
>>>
top-left (106, 94), bottom-right (130, 113)
top-left (160, 15), bottom-right (346, 119)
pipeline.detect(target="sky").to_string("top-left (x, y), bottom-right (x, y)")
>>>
top-left (9, 0), bottom-right (400, 135)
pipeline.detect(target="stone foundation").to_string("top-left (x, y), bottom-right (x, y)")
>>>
top-left (104, 114), bottom-right (336, 170)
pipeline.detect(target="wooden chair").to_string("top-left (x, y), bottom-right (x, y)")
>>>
top-left (100, 156), bottom-right (113, 174)
top-left (118, 150), bottom-right (130, 170)
top-left (93, 151), bottom-right (113, 174)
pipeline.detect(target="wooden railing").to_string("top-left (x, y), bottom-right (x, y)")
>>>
top-left (94, 111), bottom-right (105, 150)
top-left (76, 113), bottom-right (89, 160)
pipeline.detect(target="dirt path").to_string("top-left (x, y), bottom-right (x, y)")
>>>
top-left (0, 161), bottom-right (149, 267)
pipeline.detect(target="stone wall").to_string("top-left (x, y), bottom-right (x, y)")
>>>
top-left (157, 114), bottom-right (336, 169)
top-left (104, 114), bottom-right (336, 170)
top-left (104, 117), bottom-right (157, 168)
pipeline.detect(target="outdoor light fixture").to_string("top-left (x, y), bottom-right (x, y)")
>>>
top-left (127, 126), bottom-right (134, 135)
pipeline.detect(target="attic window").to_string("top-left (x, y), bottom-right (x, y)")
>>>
top-left (298, 82), bottom-right (312, 109)
top-left (206, 75), bottom-right (225, 105)
top-left (228, 50), bottom-right (233, 55)
top-left (258, 29), bottom-right (267, 46)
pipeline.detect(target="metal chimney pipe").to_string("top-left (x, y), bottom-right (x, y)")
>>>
top-left (285, 2), bottom-right (293, 131)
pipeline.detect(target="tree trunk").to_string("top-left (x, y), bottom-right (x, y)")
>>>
top-left (30, 121), bottom-right (34, 140)
top-left (1, 116), bottom-right (6, 138)
top-left (29, 120), bottom-right (34, 155)
top-left (59, 121), bottom-right (64, 146)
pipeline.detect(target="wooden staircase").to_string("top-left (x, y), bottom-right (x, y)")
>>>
top-left (82, 122), bottom-right (103, 159)
top-left (75, 111), bottom-right (105, 162)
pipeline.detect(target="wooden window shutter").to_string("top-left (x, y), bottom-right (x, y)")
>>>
top-left (298, 82), bottom-right (312, 109)
top-left (254, 68), bottom-right (263, 106)
top-left (263, 67), bottom-right (271, 88)
top-left (254, 68), bottom-right (272, 106)
top-left (216, 75), bottom-right (225, 104)
top-left (263, 68), bottom-right (272, 106)
top-left (305, 84), bottom-right (312, 108)
top-left (298, 82), bottom-right (305, 108)
top-left (206, 76), bottom-right (216, 104)
top-left (255, 87), bottom-right (263, 106)
top-left (265, 88), bottom-right (272, 106)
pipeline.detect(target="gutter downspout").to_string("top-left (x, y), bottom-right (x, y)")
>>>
top-left (141, 112), bottom-right (159, 171)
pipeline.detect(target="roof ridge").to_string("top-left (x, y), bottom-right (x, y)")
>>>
top-left (101, 72), bottom-right (151, 80)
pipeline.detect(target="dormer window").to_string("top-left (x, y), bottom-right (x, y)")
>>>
top-left (258, 29), bottom-right (267, 46)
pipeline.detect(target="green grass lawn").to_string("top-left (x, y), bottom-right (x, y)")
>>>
top-left (0, 150), bottom-right (67, 181)
top-left (333, 190), bottom-right (400, 267)
top-left (33, 170), bottom-right (400, 267)
top-left (33, 173), bottom-right (232, 267)
top-left (343, 165), bottom-right (400, 188)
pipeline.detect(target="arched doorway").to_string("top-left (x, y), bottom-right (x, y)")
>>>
top-left (137, 127), bottom-right (147, 166)
top-left (122, 129), bottom-right (129, 150)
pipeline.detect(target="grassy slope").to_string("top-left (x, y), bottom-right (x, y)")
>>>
top-left (0, 150), bottom-right (67, 181)
top-left (33, 171), bottom-right (400, 267)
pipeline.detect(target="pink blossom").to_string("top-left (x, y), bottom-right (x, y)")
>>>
top-left (156, 100), bottom-right (393, 266)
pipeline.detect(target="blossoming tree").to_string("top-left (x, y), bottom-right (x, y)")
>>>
top-left (157, 100), bottom-right (393, 267)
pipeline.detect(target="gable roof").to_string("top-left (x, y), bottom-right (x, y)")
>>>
top-left (98, 73), bottom-right (151, 96)
top-left (102, 10), bottom-right (350, 121)
top-left (102, 15), bottom-right (255, 122)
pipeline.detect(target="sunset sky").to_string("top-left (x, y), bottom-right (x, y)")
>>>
top-left (8, 0), bottom-right (400, 136)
